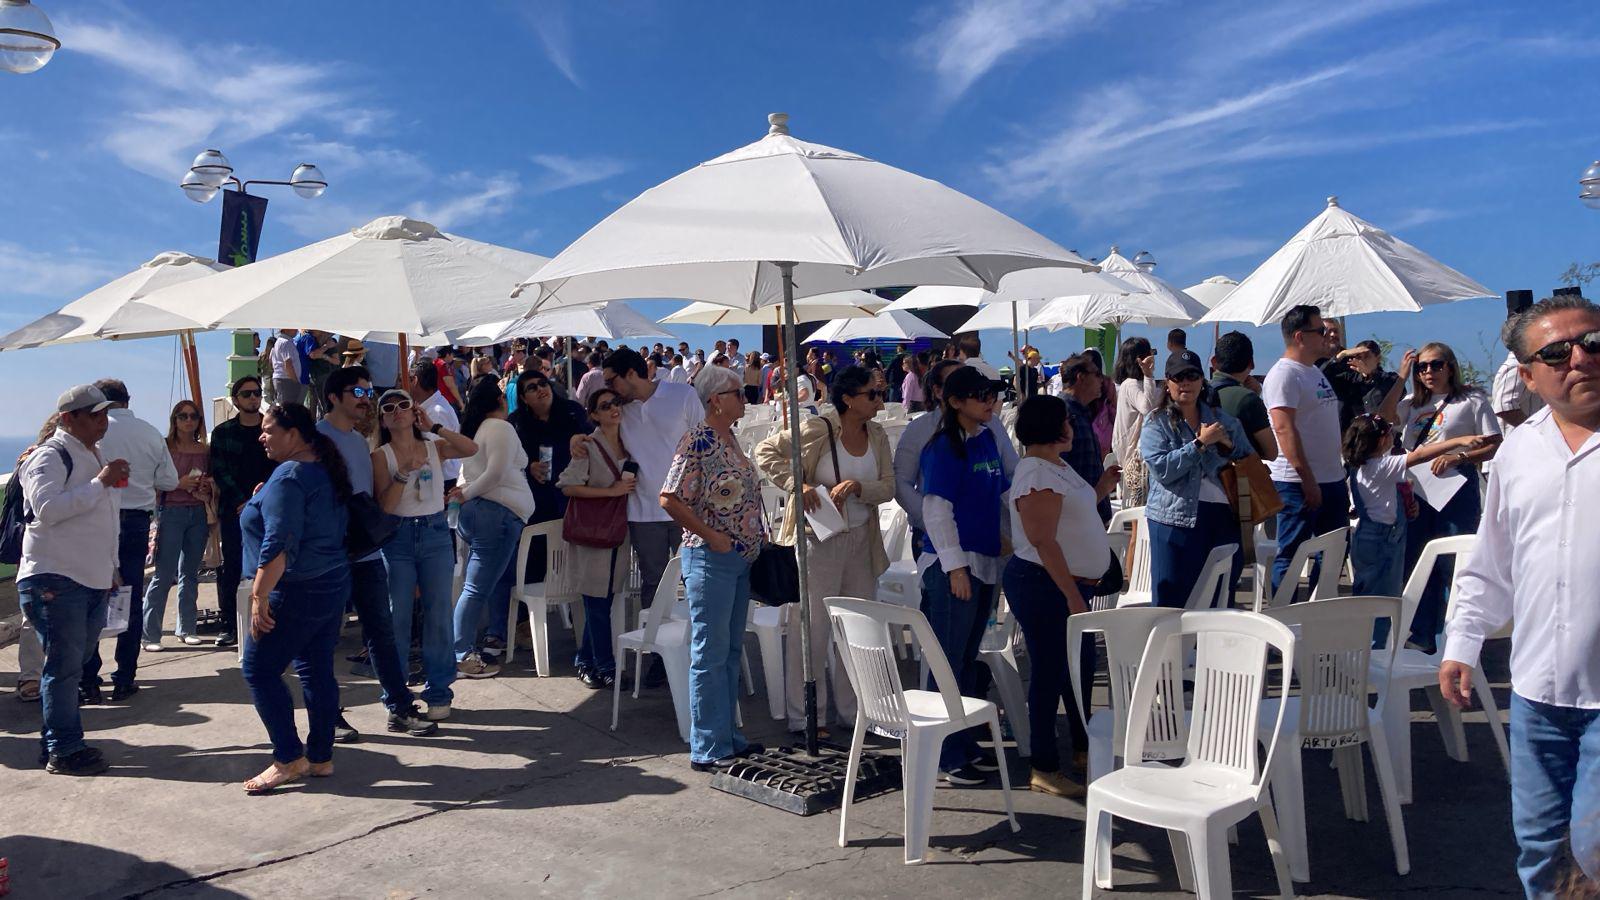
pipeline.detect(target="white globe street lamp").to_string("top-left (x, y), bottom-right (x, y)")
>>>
top-left (181, 170), bottom-right (220, 204)
top-left (290, 163), bottom-right (327, 199)
top-left (1580, 160), bottom-right (1600, 210)
top-left (1133, 250), bottom-right (1157, 272)
top-left (189, 149), bottom-right (233, 187)
top-left (0, 0), bottom-right (59, 75)
top-left (176, 150), bottom-right (329, 203)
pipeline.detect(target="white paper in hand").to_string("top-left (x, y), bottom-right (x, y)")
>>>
top-left (805, 488), bottom-right (847, 542)
top-left (1408, 464), bottom-right (1466, 512)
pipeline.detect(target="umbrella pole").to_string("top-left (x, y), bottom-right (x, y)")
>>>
top-left (778, 262), bottom-right (818, 758)
top-left (398, 335), bottom-right (411, 392)
top-left (181, 330), bottom-right (203, 407)
top-left (1011, 303), bottom-right (1021, 397)
top-left (566, 336), bottom-right (575, 391)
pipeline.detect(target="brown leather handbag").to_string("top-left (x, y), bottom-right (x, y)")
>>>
top-left (562, 438), bottom-right (629, 549)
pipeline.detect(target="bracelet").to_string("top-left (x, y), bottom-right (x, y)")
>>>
top-left (392, 470), bottom-right (410, 484)
top-left (430, 423), bottom-right (444, 435)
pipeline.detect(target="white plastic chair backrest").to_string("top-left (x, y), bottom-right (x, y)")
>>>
top-left (880, 506), bottom-right (911, 562)
top-left (1184, 543), bottom-right (1239, 611)
top-left (1106, 504), bottom-right (1143, 566)
top-left (1126, 611), bottom-right (1295, 796)
top-left (541, 520), bottom-right (579, 603)
top-left (1268, 595), bottom-right (1399, 746)
top-left (1259, 526), bottom-right (1348, 612)
top-left (1388, 534), bottom-right (1478, 653)
top-left (639, 555), bottom-right (683, 645)
top-left (1431, 535), bottom-right (1508, 639)
top-left (1120, 507), bottom-right (1153, 604)
top-left (979, 595), bottom-right (1016, 654)
top-left (1068, 607), bottom-right (1187, 762)
top-left (513, 522), bottom-right (545, 591)
top-left (826, 596), bottom-right (967, 740)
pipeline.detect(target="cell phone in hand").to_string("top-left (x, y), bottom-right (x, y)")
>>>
top-left (622, 460), bottom-right (641, 476)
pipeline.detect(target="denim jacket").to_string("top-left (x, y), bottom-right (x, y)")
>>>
top-left (1139, 404), bottom-right (1254, 528)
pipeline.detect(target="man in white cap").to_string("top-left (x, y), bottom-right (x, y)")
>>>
top-left (16, 385), bottom-right (129, 775)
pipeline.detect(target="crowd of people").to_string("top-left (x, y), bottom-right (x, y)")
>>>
top-left (8, 298), bottom-right (1598, 895)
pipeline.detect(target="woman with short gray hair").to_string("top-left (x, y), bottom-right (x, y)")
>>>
top-left (660, 362), bottom-right (766, 771)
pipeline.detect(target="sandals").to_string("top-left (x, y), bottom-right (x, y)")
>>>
top-left (16, 680), bottom-right (40, 703)
top-left (244, 759), bottom-right (310, 794)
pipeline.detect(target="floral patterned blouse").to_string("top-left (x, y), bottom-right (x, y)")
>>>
top-left (661, 423), bottom-right (765, 561)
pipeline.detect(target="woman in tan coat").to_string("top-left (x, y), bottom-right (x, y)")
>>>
top-left (755, 365), bottom-right (896, 736)
top-left (556, 387), bottom-right (635, 689)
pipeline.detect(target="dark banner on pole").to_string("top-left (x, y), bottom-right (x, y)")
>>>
top-left (218, 190), bottom-right (269, 267)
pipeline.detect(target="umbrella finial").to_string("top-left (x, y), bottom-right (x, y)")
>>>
top-left (1326, 195), bottom-right (1340, 208)
top-left (767, 112), bottom-right (790, 135)
top-left (1109, 244), bottom-right (1120, 255)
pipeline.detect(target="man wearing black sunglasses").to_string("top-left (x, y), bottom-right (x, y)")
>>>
top-left (208, 375), bottom-right (278, 648)
top-left (1443, 295), bottom-right (1600, 896)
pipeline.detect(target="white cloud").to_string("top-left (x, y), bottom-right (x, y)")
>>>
top-left (282, 134), bottom-right (430, 181)
top-left (406, 174), bottom-right (521, 231)
top-left (529, 153), bottom-right (627, 193)
top-left (1160, 236), bottom-right (1278, 272)
top-left (1381, 207), bottom-right (1460, 230)
top-left (510, 3), bottom-right (583, 87)
top-left (0, 242), bottom-right (123, 300)
top-left (912, 0), bottom-right (1125, 104)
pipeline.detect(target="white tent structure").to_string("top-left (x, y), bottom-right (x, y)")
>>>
top-left (1199, 197), bottom-right (1494, 325)
top-left (515, 112), bottom-right (1091, 753)
top-left (456, 302), bottom-right (673, 347)
top-left (0, 251), bottom-right (220, 350)
top-left (144, 217), bottom-right (549, 338)
top-left (807, 309), bottom-right (948, 343)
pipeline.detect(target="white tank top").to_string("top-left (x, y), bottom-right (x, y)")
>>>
top-left (380, 437), bottom-right (445, 517)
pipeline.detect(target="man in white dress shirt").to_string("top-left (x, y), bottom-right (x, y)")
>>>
top-left (408, 361), bottom-right (461, 487)
top-left (82, 378), bottom-right (178, 702)
top-left (1443, 295), bottom-right (1600, 894)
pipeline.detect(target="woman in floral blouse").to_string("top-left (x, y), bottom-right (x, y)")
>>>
top-left (661, 364), bottom-right (766, 771)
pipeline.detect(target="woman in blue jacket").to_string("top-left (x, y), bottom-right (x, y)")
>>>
top-left (1138, 353), bottom-right (1256, 608)
top-left (239, 403), bottom-right (352, 794)
top-left (917, 365), bottom-right (1010, 786)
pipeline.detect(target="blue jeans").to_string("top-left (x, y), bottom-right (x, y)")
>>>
top-left (1270, 480), bottom-right (1350, 598)
top-left (921, 562), bottom-right (996, 771)
top-left (142, 504), bottom-right (211, 641)
top-left (84, 508), bottom-right (150, 688)
top-left (1510, 694), bottom-right (1600, 897)
top-left (1403, 475), bottom-right (1480, 651)
top-left (683, 545), bottom-right (752, 764)
top-left (383, 512), bottom-right (457, 707)
top-left (241, 570), bottom-right (349, 764)
top-left (17, 574), bottom-right (108, 759)
top-left (452, 498), bottom-right (523, 661)
top-left (1351, 512), bottom-right (1406, 645)
top-left (576, 594), bottom-right (617, 675)
top-left (1148, 500), bottom-right (1240, 609)
top-left (350, 556), bottom-right (411, 713)
top-left (1003, 557), bottom-right (1096, 773)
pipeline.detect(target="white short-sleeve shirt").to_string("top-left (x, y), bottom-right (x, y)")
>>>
top-left (1396, 391), bottom-right (1501, 451)
top-left (1354, 454), bottom-right (1409, 525)
top-left (1007, 457), bottom-right (1111, 579)
top-left (1261, 358), bottom-right (1344, 484)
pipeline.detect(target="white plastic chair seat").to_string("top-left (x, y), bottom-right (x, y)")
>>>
top-left (903, 689), bottom-right (993, 726)
top-left (621, 618), bottom-right (688, 646)
top-left (1090, 765), bottom-right (1261, 827)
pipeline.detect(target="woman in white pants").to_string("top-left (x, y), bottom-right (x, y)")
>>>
top-left (755, 365), bottom-right (894, 736)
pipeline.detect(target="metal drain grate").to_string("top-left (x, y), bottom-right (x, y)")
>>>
top-left (709, 744), bottom-right (901, 816)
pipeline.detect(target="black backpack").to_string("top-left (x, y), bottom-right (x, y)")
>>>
top-left (0, 443), bottom-right (72, 565)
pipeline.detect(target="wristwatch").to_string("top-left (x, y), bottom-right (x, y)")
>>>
top-left (430, 423), bottom-right (444, 435)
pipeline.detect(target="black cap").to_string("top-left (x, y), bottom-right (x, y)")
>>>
top-left (943, 363), bottom-right (1003, 398)
top-left (1165, 349), bottom-right (1204, 380)
top-left (1505, 290), bottom-right (1534, 319)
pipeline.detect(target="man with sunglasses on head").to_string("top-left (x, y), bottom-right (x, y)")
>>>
top-left (1443, 295), bottom-right (1600, 895)
top-left (407, 362), bottom-right (462, 490)
top-left (318, 366), bottom-right (436, 739)
top-left (209, 375), bottom-right (278, 648)
top-left (1261, 304), bottom-right (1349, 596)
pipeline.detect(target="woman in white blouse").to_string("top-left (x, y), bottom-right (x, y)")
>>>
top-left (372, 389), bottom-right (477, 720)
top-left (1110, 337), bottom-right (1161, 506)
top-left (1395, 341), bottom-right (1502, 651)
top-left (450, 375), bottom-right (537, 681)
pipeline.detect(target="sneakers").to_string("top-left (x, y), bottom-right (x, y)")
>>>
top-left (1030, 768), bottom-right (1085, 798)
top-left (180, 635), bottom-right (205, 646)
top-left (577, 667), bottom-right (603, 690)
top-left (690, 756), bottom-right (739, 773)
top-left (78, 682), bottom-right (103, 706)
top-left (214, 632), bottom-right (238, 649)
top-left (47, 746), bottom-right (109, 776)
top-left (480, 636), bottom-right (507, 663)
top-left (970, 749), bottom-right (1001, 773)
top-left (387, 705), bottom-right (439, 736)
top-left (942, 764), bottom-right (991, 786)
top-left (109, 683), bottom-right (140, 702)
top-left (425, 703), bottom-right (451, 722)
top-left (333, 711), bottom-right (361, 744)
top-left (143, 642), bottom-right (163, 653)
top-left (457, 653), bottom-right (501, 679)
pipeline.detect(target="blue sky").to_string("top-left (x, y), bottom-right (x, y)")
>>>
top-left (2, 0), bottom-right (1598, 435)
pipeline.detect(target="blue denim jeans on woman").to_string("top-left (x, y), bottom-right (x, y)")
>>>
top-left (576, 595), bottom-right (617, 675)
top-left (1148, 500), bottom-right (1240, 609)
top-left (920, 562), bottom-right (996, 772)
top-left (452, 497), bottom-right (524, 661)
top-left (384, 511), bottom-right (457, 707)
top-left (142, 503), bottom-right (211, 642)
top-left (683, 545), bottom-right (752, 764)
top-left (1510, 694), bottom-right (1600, 897)
top-left (17, 573), bottom-right (108, 759)
top-left (1403, 475), bottom-right (1480, 651)
top-left (1002, 557), bottom-right (1096, 774)
top-left (240, 568), bottom-right (349, 765)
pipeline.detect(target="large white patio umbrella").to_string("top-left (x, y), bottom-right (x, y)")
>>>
top-left (659, 290), bottom-right (885, 327)
top-left (0, 251), bottom-right (221, 350)
top-left (515, 112), bottom-right (1091, 756)
top-left (1199, 197), bottom-right (1494, 325)
top-left (456, 301), bottom-right (674, 347)
top-left (1184, 275), bottom-right (1240, 309)
top-left (1094, 247), bottom-right (1209, 325)
top-left (1025, 292), bottom-right (1192, 331)
top-left (807, 308), bottom-right (948, 343)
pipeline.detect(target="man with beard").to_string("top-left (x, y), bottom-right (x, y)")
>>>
top-left (208, 375), bottom-right (277, 647)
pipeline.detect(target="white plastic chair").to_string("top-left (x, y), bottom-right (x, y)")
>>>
top-left (1254, 527), bottom-right (1347, 612)
top-left (747, 603), bottom-right (786, 719)
top-left (1068, 607), bottom-right (1188, 888)
top-left (1081, 610), bottom-right (1297, 899)
top-left (507, 520), bottom-right (580, 676)
top-left (827, 596), bottom-right (1019, 866)
top-left (1373, 534), bottom-right (1508, 803)
top-left (1262, 595), bottom-right (1409, 882)
top-left (977, 600), bottom-right (1029, 757)
top-left (1184, 543), bottom-right (1239, 611)
top-left (613, 556), bottom-right (692, 742)
top-left (1252, 520), bottom-right (1277, 611)
top-left (1115, 507), bottom-right (1154, 609)
top-left (875, 507), bottom-right (922, 658)
top-left (1101, 506), bottom-right (1143, 612)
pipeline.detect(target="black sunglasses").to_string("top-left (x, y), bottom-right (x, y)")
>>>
top-left (175, 412), bottom-right (199, 421)
top-left (851, 389), bottom-right (886, 401)
top-left (1169, 370), bottom-right (1203, 383)
top-left (1415, 359), bottom-right (1450, 374)
top-left (235, 389), bottom-right (262, 399)
top-left (593, 399), bottom-right (621, 412)
top-left (1526, 330), bottom-right (1600, 367)
top-left (952, 389), bottom-right (998, 403)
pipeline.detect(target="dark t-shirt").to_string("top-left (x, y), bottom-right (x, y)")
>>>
top-left (508, 399), bottom-right (592, 523)
top-left (1210, 375), bottom-right (1271, 448)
